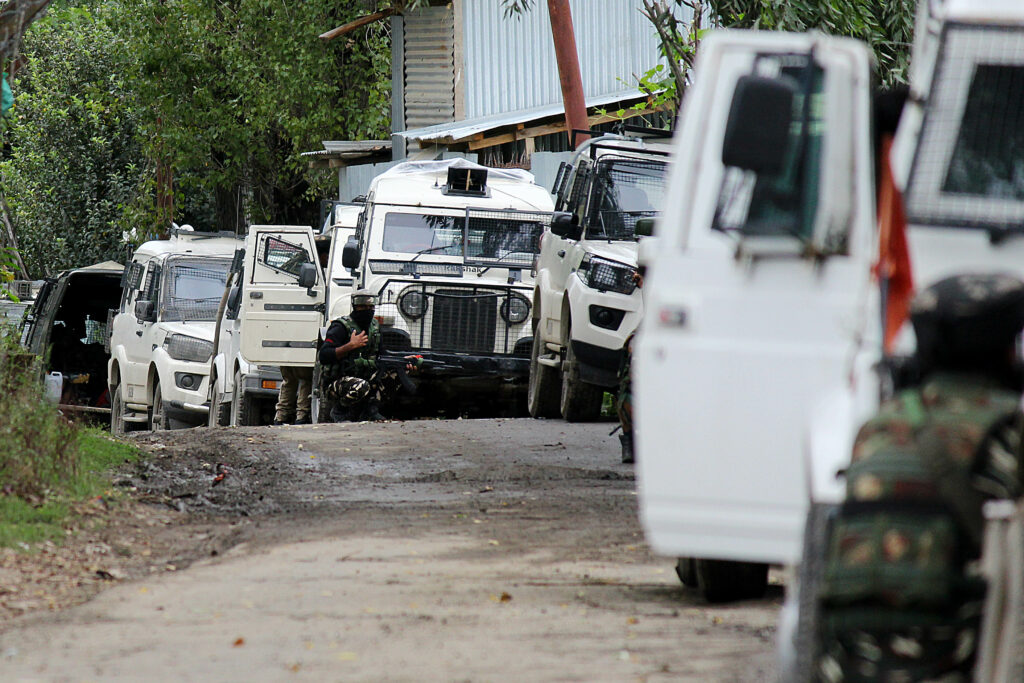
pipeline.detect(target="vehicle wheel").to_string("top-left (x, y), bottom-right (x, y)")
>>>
top-left (150, 381), bottom-right (170, 431)
top-left (674, 557), bottom-right (698, 588)
top-left (790, 503), bottom-right (833, 683)
top-left (695, 558), bottom-right (769, 603)
top-left (559, 332), bottom-right (603, 422)
top-left (527, 326), bottom-right (561, 418)
top-left (230, 369), bottom-right (256, 426)
top-left (111, 384), bottom-right (128, 437)
top-left (208, 374), bottom-right (230, 427)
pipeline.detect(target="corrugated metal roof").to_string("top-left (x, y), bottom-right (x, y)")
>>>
top-left (396, 90), bottom-right (648, 143)
top-left (459, 1), bottom-right (688, 120)
top-left (404, 5), bottom-right (456, 129)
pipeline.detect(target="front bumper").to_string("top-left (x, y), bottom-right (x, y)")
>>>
top-left (413, 350), bottom-right (529, 379)
top-left (570, 340), bottom-right (624, 388)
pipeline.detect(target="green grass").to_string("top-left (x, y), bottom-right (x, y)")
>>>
top-left (0, 428), bottom-right (141, 549)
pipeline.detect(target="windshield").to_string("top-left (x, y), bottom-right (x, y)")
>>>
top-left (586, 157), bottom-right (667, 240)
top-left (906, 27), bottom-right (1024, 231)
top-left (381, 211), bottom-right (545, 267)
top-left (161, 258), bottom-right (231, 322)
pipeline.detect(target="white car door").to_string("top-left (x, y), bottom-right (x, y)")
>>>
top-left (239, 226), bottom-right (324, 367)
top-left (635, 33), bottom-right (877, 565)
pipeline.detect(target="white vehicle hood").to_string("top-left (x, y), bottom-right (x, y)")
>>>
top-left (582, 241), bottom-right (638, 267)
top-left (159, 320), bottom-right (217, 342)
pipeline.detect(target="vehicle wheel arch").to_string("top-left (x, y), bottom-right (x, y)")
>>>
top-left (148, 364), bottom-right (162, 404)
top-left (108, 361), bottom-right (121, 389)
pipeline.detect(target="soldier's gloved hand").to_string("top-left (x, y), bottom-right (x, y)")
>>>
top-left (404, 355), bottom-right (422, 373)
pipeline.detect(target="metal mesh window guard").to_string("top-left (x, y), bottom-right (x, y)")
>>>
top-left (463, 208), bottom-right (548, 268)
top-left (162, 259), bottom-right (231, 322)
top-left (376, 281), bottom-right (532, 356)
top-left (587, 156), bottom-right (668, 239)
top-left (907, 25), bottom-right (1024, 230)
top-left (259, 236), bottom-right (311, 277)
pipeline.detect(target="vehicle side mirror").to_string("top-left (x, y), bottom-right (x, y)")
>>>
top-left (298, 262), bottom-right (318, 288)
top-left (722, 75), bottom-right (797, 175)
top-left (549, 212), bottom-right (581, 240)
top-left (635, 218), bottom-right (655, 238)
top-left (134, 299), bottom-right (155, 322)
top-left (342, 238), bottom-right (361, 270)
top-left (226, 285), bottom-right (241, 319)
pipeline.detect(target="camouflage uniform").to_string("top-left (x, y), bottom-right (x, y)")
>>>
top-left (815, 274), bottom-right (1024, 683)
top-left (616, 334), bottom-right (635, 464)
top-left (817, 375), bottom-right (1022, 682)
top-left (318, 316), bottom-right (402, 421)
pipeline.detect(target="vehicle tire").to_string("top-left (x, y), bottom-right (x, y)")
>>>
top-left (790, 503), bottom-right (833, 683)
top-left (527, 327), bottom-right (561, 418)
top-left (695, 558), bottom-right (769, 603)
top-left (208, 375), bottom-right (230, 427)
top-left (111, 384), bottom-right (128, 437)
top-left (674, 557), bottom-right (698, 588)
top-left (559, 332), bottom-right (603, 422)
top-left (230, 369), bottom-right (256, 426)
top-left (150, 381), bottom-right (170, 431)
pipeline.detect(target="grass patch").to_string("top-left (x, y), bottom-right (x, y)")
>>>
top-left (0, 428), bottom-right (141, 549)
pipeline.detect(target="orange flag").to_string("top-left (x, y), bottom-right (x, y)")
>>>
top-left (875, 135), bottom-right (914, 354)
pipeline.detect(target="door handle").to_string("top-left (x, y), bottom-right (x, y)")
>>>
top-left (135, 330), bottom-right (143, 337)
top-left (557, 250), bottom-right (566, 258)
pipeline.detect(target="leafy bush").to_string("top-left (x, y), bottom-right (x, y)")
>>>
top-left (0, 331), bottom-right (80, 500)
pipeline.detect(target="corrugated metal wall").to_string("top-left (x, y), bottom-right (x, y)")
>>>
top-left (403, 6), bottom-right (457, 129)
top-left (459, 1), bottom-right (686, 120)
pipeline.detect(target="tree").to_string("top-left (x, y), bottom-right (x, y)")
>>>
top-left (1, 3), bottom-right (150, 277)
top-left (121, 0), bottom-right (393, 233)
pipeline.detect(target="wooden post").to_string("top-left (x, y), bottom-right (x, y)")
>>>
top-left (546, 0), bottom-right (589, 149)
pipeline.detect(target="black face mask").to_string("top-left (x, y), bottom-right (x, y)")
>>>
top-left (351, 309), bottom-right (374, 330)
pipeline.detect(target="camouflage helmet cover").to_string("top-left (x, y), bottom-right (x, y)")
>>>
top-left (911, 273), bottom-right (1024, 370)
top-left (351, 289), bottom-right (376, 308)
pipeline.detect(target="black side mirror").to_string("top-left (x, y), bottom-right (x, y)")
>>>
top-left (226, 285), bottom-right (241, 319)
top-left (722, 74), bottom-right (797, 175)
top-left (549, 212), bottom-right (581, 240)
top-left (635, 218), bottom-right (655, 238)
top-left (298, 262), bottom-right (318, 288)
top-left (134, 299), bottom-right (155, 322)
top-left (342, 237), bottom-right (361, 270)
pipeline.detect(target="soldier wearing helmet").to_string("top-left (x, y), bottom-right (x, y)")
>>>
top-left (317, 290), bottom-right (416, 421)
top-left (814, 274), bottom-right (1024, 682)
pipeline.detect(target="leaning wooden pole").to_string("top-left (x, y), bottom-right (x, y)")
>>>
top-left (546, 0), bottom-right (589, 149)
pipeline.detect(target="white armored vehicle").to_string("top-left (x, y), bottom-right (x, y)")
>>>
top-left (529, 132), bottom-right (670, 421)
top-left (108, 227), bottom-right (240, 433)
top-left (328, 159), bottom-right (555, 415)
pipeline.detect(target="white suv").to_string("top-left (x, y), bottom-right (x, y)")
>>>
top-left (529, 134), bottom-right (670, 420)
top-left (108, 228), bottom-right (240, 433)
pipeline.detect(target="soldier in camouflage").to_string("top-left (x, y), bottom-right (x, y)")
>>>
top-left (318, 290), bottom-right (416, 422)
top-left (815, 274), bottom-right (1024, 683)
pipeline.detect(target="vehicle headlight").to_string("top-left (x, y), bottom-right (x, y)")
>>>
top-left (398, 288), bottom-right (428, 319)
top-left (500, 293), bottom-right (531, 325)
top-left (576, 254), bottom-right (637, 295)
top-left (163, 334), bottom-right (214, 363)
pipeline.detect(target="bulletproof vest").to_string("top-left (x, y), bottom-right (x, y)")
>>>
top-left (322, 317), bottom-right (381, 380)
top-left (816, 375), bottom-right (1021, 681)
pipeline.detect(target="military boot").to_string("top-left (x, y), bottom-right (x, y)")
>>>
top-left (620, 432), bottom-right (634, 464)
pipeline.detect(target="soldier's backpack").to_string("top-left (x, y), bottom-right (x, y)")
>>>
top-left (815, 380), bottom-right (1021, 682)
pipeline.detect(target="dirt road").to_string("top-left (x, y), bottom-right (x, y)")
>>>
top-left (0, 419), bottom-right (779, 681)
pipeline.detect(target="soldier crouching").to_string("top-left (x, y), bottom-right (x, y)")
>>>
top-left (318, 290), bottom-right (417, 422)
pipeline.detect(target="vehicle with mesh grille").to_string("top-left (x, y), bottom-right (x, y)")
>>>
top-left (108, 227), bottom-right (240, 433)
top-left (529, 133), bottom-right (670, 421)
top-left (323, 159), bottom-right (555, 415)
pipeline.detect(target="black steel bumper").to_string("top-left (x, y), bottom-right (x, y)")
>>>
top-left (413, 350), bottom-right (529, 379)
top-left (570, 340), bottom-right (624, 388)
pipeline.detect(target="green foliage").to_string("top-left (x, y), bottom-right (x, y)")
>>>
top-left (120, 0), bottom-right (393, 230)
top-left (0, 427), bottom-right (140, 548)
top-left (710, 0), bottom-right (917, 85)
top-left (0, 3), bottom-right (149, 277)
top-left (0, 334), bottom-right (80, 502)
top-left (1, 246), bottom-right (19, 301)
